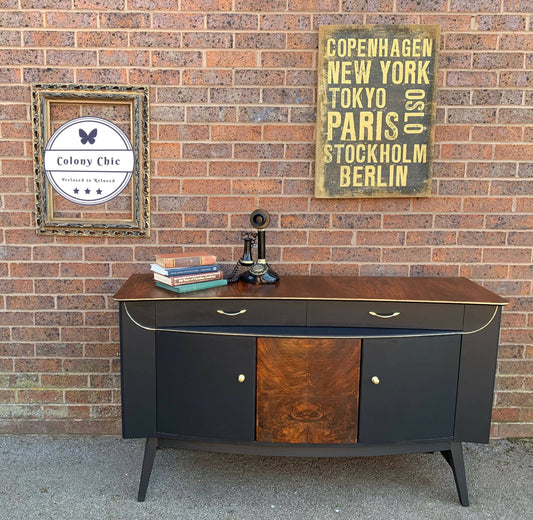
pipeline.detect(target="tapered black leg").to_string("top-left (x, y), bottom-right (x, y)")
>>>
top-left (137, 437), bottom-right (158, 502)
top-left (441, 441), bottom-right (469, 506)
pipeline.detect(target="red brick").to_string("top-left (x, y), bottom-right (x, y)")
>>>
top-left (211, 125), bottom-right (261, 142)
top-left (447, 71), bottom-right (498, 87)
top-left (491, 407), bottom-right (521, 422)
top-left (207, 13), bottom-right (258, 30)
top-left (264, 125), bottom-right (314, 142)
top-left (407, 231), bottom-right (456, 246)
top-left (184, 213), bottom-right (229, 229)
top-left (65, 390), bottom-right (113, 404)
top-left (91, 405), bottom-right (121, 418)
top-left (182, 0), bottom-right (232, 9)
top-left (18, 390), bottom-right (64, 404)
top-left (182, 31), bottom-right (233, 49)
top-left (262, 51), bottom-right (314, 68)
top-left (59, 263), bottom-right (110, 278)
top-left (441, 143), bottom-right (493, 160)
top-left (128, 68), bottom-right (181, 85)
top-left (66, 419), bottom-right (120, 435)
top-left (435, 125), bottom-right (471, 141)
top-left (210, 88), bottom-right (261, 104)
top-left (182, 179), bottom-right (231, 194)
top-left (233, 179), bottom-right (283, 195)
top-left (235, 69), bottom-right (285, 86)
top-left (6, 296), bottom-right (55, 310)
top-left (208, 196), bottom-right (257, 212)
top-left (151, 142), bottom-right (181, 160)
top-left (45, 11), bottom-right (97, 28)
top-left (24, 30), bottom-right (75, 47)
top-left (383, 247), bottom-right (432, 263)
top-left (450, 0), bottom-right (501, 13)
top-left (100, 50), bottom-right (151, 67)
top-left (309, 230), bottom-right (353, 246)
top-left (500, 34), bottom-right (533, 51)
top-left (77, 30), bottom-right (128, 47)
top-left (433, 247), bottom-right (482, 263)
top-left (472, 126), bottom-right (522, 142)
top-left (478, 15), bottom-right (527, 31)
top-left (495, 144), bottom-right (533, 161)
top-left (158, 229), bottom-right (207, 244)
top-left (261, 14), bottom-right (311, 31)
top-left (234, 143), bottom-right (285, 159)
top-left (235, 32), bottom-right (286, 49)
top-left (398, 0), bottom-right (447, 10)
top-left (76, 68), bottom-right (127, 84)
top-left (259, 197), bottom-right (309, 212)
top-left (158, 124), bottom-right (209, 141)
top-left (483, 248), bottom-right (532, 264)
top-left (186, 106), bottom-right (236, 122)
top-left (206, 51), bottom-right (258, 68)
top-left (474, 52), bottom-right (523, 70)
top-left (283, 246), bottom-right (331, 262)
top-left (43, 404), bottom-right (89, 419)
top-left (182, 143), bottom-right (232, 159)
top-left (235, 0), bottom-right (285, 9)
top-left (458, 231), bottom-right (506, 246)
top-left (0, 11), bottom-right (42, 28)
top-left (41, 374), bottom-right (89, 388)
top-left (182, 69), bottom-right (233, 86)
top-left (100, 12), bottom-right (150, 28)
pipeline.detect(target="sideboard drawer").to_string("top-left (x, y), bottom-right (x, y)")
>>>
top-left (156, 299), bottom-right (307, 327)
top-left (307, 301), bottom-right (464, 330)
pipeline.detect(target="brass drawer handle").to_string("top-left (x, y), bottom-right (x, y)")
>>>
top-left (216, 309), bottom-right (248, 317)
top-left (369, 311), bottom-right (400, 319)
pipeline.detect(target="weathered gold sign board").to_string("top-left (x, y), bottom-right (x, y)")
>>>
top-left (315, 25), bottom-right (440, 198)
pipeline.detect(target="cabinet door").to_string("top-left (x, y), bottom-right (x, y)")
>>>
top-left (256, 337), bottom-right (360, 444)
top-left (358, 336), bottom-right (460, 443)
top-left (156, 332), bottom-right (256, 441)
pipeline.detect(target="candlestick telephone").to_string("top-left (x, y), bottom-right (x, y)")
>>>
top-left (227, 209), bottom-right (280, 284)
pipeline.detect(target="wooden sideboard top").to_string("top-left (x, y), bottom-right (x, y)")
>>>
top-left (113, 274), bottom-right (507, 305)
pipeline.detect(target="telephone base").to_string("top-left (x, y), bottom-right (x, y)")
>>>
top-left (239, 267), bottom-right (280, 284)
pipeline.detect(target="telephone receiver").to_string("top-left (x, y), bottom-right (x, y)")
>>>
top-left (228, 209), bottom-right (280, 284)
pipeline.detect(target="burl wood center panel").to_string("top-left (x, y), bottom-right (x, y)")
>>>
top-left (256, 337), bottom-right (361, 444)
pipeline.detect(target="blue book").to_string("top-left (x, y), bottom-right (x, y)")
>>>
top-left (155, 278), bottom-right (227, 294)
top-left (151, 263), bottom-right (220, 277)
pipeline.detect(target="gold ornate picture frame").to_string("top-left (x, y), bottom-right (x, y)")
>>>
top-left (31, 84), bottom-right (150, 236)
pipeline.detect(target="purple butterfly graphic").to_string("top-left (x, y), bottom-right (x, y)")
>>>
top-left (79, 128), bottom-right (97, 145)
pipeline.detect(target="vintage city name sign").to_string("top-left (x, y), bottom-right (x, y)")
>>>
top-left (315, 25), bottom-right (440, 198)
top-left (44, 116), bottom-right (135, 205)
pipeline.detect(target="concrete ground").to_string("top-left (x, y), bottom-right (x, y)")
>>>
top-left (0, 436), bottom-right (531, 520)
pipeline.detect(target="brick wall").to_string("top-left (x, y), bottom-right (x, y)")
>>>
top-left (0, 2), bottom-right (531, 437)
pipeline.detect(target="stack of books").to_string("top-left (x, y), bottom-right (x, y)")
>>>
top-left (151, 251), bottom-right (227, 294)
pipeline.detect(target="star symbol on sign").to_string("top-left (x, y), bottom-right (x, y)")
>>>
top-left (85, 188), bottom-right (91, 194)
top-left (96, 189), bottom-right (102, 195)
top-left (73, 188), bottom-right (79, 194)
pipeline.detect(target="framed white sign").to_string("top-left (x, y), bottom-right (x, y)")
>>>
top-left (32, 84), bottom-right (150, 236)
top-left (44, 116), bottom-right (135, 206)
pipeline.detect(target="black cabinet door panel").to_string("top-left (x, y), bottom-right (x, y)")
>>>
top-left (359, 336), bottom-right (460, 443)
top-left (156, 332), bottom-right (256, 441)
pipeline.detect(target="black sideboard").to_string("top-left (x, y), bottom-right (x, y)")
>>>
top-left (114, 274), bottom-right (506, 504)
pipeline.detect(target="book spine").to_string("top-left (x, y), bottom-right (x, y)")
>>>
top-left (154, 271), bottom-right (223, 286)
top-left (150, 264), bottom-right (220, 277)
top-left (156, 254), bottom-right (217, 268)
top-left (156, 279), bottom-right (227, 294)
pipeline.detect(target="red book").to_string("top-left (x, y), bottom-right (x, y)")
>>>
top-left (155, 251), bottom-right (217, 268)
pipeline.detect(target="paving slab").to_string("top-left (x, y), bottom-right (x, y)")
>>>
top-left (0, 436), bottom-right (531, 520)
